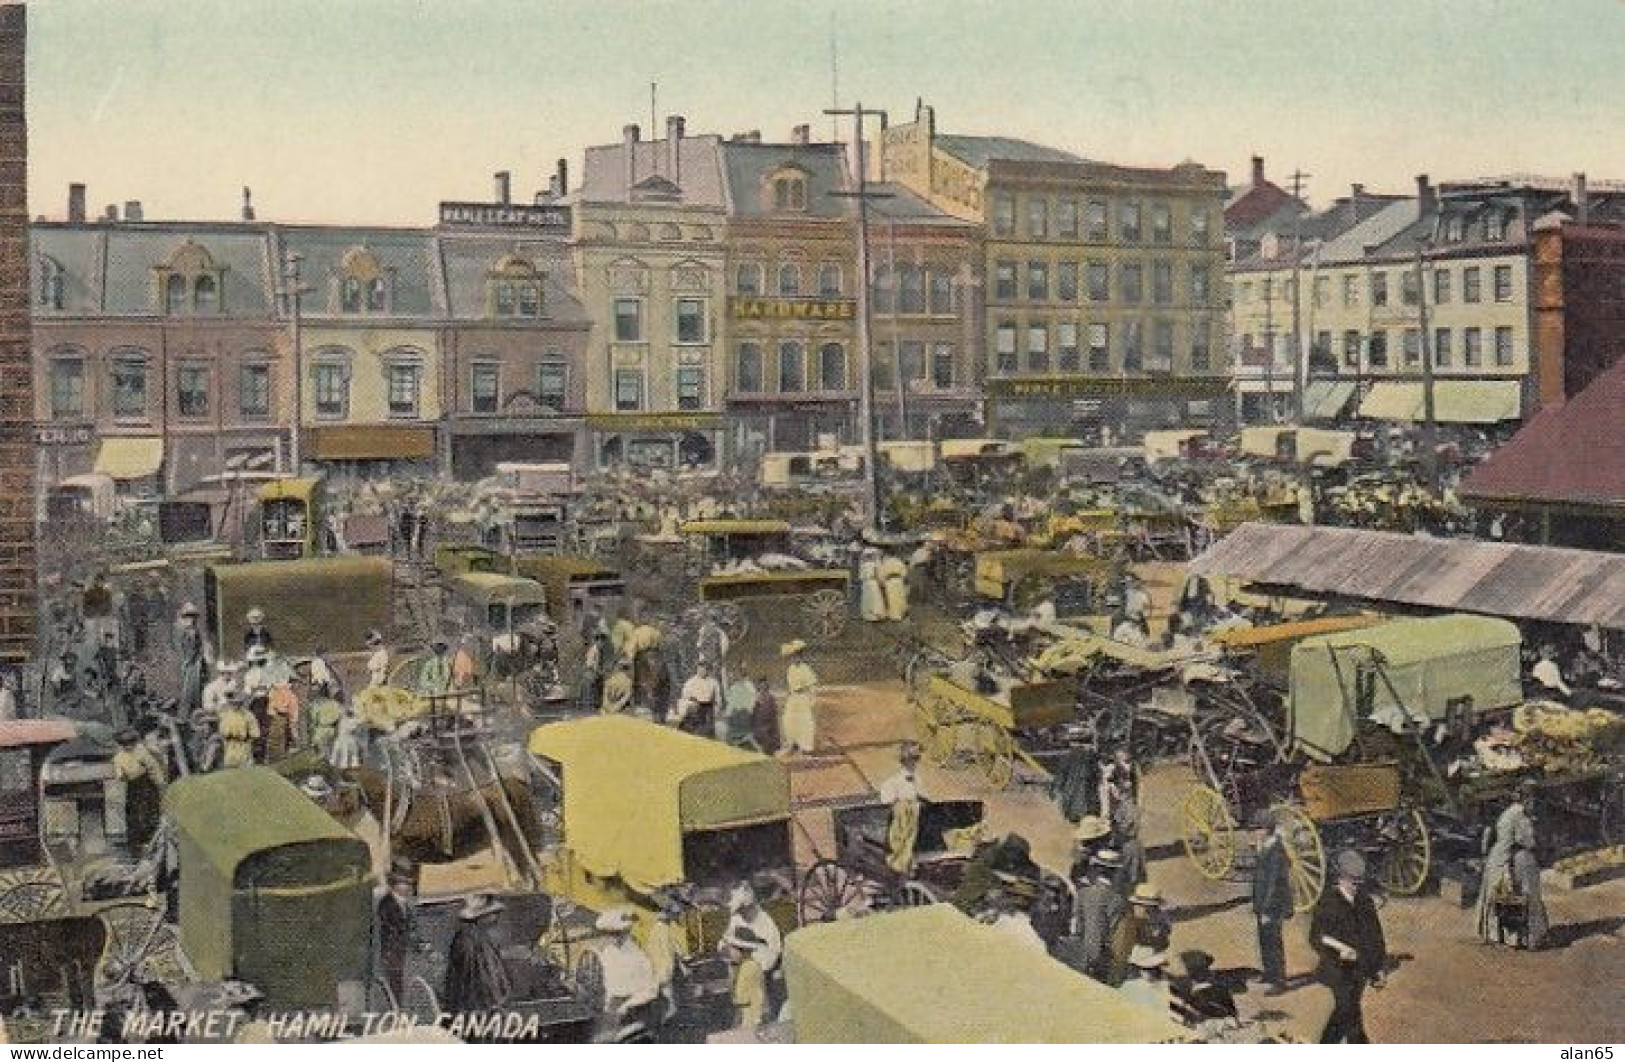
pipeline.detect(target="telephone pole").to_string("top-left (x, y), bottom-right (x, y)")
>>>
top-left (277, 252), bottom-right (312, 473)
top-left (1288, 169), bottom-right (1310, 421)
top-left (827, 103), bottom-right (892, 536)
top-left (1414, 239), bottom-right (1439, 492)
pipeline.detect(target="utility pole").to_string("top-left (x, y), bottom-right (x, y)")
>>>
top-left (1288, 168), bottom-right (1310, 421)
top-left (1414, 239), bottom-right (1439, 492)
top-left (1262, 274), bottom-right (1276, 422)
top-left (888, 219), bottom-right (910, 440)
top-left (827, 103), bottom-right (892, 536)
top-left (277, 252), bottom-right (312, 474)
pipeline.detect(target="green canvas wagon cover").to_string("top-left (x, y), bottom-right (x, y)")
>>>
top-left (785, 905), bottom-right (1190, 1043)
top-left (1288, 614), bottom-right (1523, 761)
top-left (205, 556), bottom-right (391, 656)
top-left (164, 768), bottom-right (372, 1007)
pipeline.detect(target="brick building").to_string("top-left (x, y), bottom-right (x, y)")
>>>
top-left (0, 3), bottom-right (32, 667)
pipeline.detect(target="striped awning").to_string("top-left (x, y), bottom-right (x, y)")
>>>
top-left (1357, 380), bottom-right (1521, 424)
top-left (93, 436), bottom-right (164, 480)
top-left (1302, 380), bottom-right (1357, 420)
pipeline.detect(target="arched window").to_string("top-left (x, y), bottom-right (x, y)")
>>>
top-left (38, 256), bottom-right (66, 310)
top-left (819, 343), bottom-right (847, 390)
top-left (495, 283), bottom-right (516, 316)
top-left (818, 264), bottom-right (842, 297)
top-left (366, 277), bottom-right (388, 312)
top-left (778, 263), bottom-right (801, 297)
top-left (164, 274), bottom-right (187, 315)
top-left (737, 342), bottom-right (763, 392)
top-left (778, 341), bottom-right (805, 393)
top-left (341, 276), bottom-right (363, 313)
top-left (193, 274), bottom-right (218, 313)
top-left (898, 264), bottom-right (925, 313)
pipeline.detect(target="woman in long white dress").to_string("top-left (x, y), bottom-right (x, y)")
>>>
top-left (858, 549), bottom-right (886, 622)
top-left (1475, 790), bottom-right (1546, 947)
top-left (780, 641), bottom-right (819, 755)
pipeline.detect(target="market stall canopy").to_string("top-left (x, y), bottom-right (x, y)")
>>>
top-left (1302, 380), bottom-right (1358, 421)
top-left (1356, 380), bottom-right (1521, 423)
top-left (1191, 523), bottom-right (1625, 630)
top-left (528, 716), bottom-right (790, 892)
top-left (785, 905), bottom-right (1190, 1043)
top-left (93, 436), bottom-right (163, 480)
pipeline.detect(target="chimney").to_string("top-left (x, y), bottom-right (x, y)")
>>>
top-left (102, 204), bottom-right (118, 223)
top-left (494, 171), bottom-right (511, 205)
top-left (877, 112), bottom-right (889, 182)
top-left (68, 183), bottom-right (86, 223)
top-left (241, 186), bottom-right (255, 221)
top-left (1351, 183), bottom-right (1365, 200)
top-left (665, 115), bottom-right (684, 185)
top-left (791, 123), bottom-right (810, 146)
top-left (556, 157), bottom-right (568, 197)
top-left (1251, 156), bottom-right (1265, 186)
top-left (1415, 173), bottom-right (1435, 215)
top-left (1572, 172), bottom-right (1589, 225)
top-left (749, 130), bottom-right (762, 144)
top-left (623, 124), bottom-right (640, 189)
top-left (123, 200), bottom-right (143, 223)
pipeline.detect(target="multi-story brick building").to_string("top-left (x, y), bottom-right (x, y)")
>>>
top-left (0, 2), bottom-right (32, 667)
top-left (882, 101), bottom-right (1229, 440)
top-left (1529, 201), bottom-right (1625, 409)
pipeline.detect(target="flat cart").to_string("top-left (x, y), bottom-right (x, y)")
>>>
top-left (797, 798), bottom-right (985, 923)
top-left (784, 905), bottom-right (1191, 1043)
top-left (680, 519), bottom-right (851, 643)
top-left (910, 673), bottom-right (1074, 789)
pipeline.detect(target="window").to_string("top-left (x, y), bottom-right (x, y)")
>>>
top-left (929, 271), bottom-right (954, 314)
top-left (818, 263), bottom-right (842, 297)
top-left (1057, 200), bottom-right (1079, 238)
top-left (1370, 271), bottom-right (1388, 307)
top-left (1120, 263), bottom-right (1143, 303)
top-left (39, 259), bottom-right (65, 310)
top-left (538, 363), bottom-right (566, 411)
top-left (995, 322), bottom-right (1018, 373)
top-left (736, 343), bottom-right (763, 392)
top-left (177, 364), bottom-right (208, 417)
top-left (871, 265), bottom-right (894, 314)
top-left (675, 297), bottom-right (707, 344)
top-left (931, 343), bottom-right (955, 388)
top-left (1027, 261), bottom-right (1049, 301)
top-left (773, 176), bottom-right (807, 211)
top-left (1464, 327), bottom-right (1483, 366)
top-left (1486, 212), bottom-right (1508, 241)
top-left (111, 356), bottom-right (148, 418)
top-left (1085, 199), bottom-right (1111, 241)
top-left (898, 265), bottom-right (925, 313)
top-left (165, 274), bottom-right (187, 315)
top-left (313, 362), bottom-right (349, 419)
top-left (386, 363), bottom-right (421, 418)
top-left (819, 343), bottom-right (847, 390)
top-left (1493, 264), bottom-right (1514, 302)
top-left (1152, 261), bottom-right (1173, 304)
top-left (1149, 320), bottom-right (1174, 371)
top-left (495, 283), bottom-right (516, 317)
top-left (1400, 271), bottom-right (1419, 306)
top-left (900, 341), bottom-right (925, 383)
top-left (1434, 328), bottom-right (1453, 367)
top-left (614, 369), bottom-right (643, 411)
top-left (1027, 198), bottom-right (1048, 238)
top-left (193, 275), bottom-right (218, 314)
top-left (1057, 262), bottom-right (1079, 302)
top-left (1026, 324), bottom-right (1049, 371)
top-left (1088, 323), bottom-right (1109, 371)
top-left (872, 342), bottom-right (895, 389)
top-left (1368, 331), bottom-right (1388, 368)
top-left (1058, 321), bottom-right (1080, 371)
top-left (1122, 320), bottom-right (1143, 371)
top-left (777, 263), bottom-right (801, 296)
top-left (1120, 202), bottom-right (1142, 243)
top-left (1191, 327), bottom-right (1212, 372)
top-left (341, 277), bottom-right (363, 313)
top-left (993, 194), bottom-right (1015, 237)
top-left (1445, 215), bottom-right (1465, 242)
top-left (1403, 328), bottom-right (1421, 366)
top-left (1150, 203), bottom-right (1172, 245)
top-left (1433, 268), bottom-right (1451, 304)
top-left (735, 262), bottom-right (763, 295)
top-left (1312, 275), bottom-right (1329, 309)
top-left (613, 297), bottom-right (643, 341)
top-left (49, 359), bottom-right (83, 417)
top-left (1343, 330), bottom-right (1361, 367)
top-left (1494, 326), bottom-right (1514, 366)
top-left (1086, 262), bottom-right (1109, 302)
top-left (517, 283), bottom-right (541, 317)
top-left (240, 364), bottom-right (271, 418)
top-left (471, 363), bottom-right (500, 413)
top-left (778, 341), bottom-right (805, 393)
top-left (1190, 209), bottom-right (1210, 246)
top-left (1463, 266), bottom-right (1482, 303)
top-left (366, 277), bottom-right (387, 312)
top-left (676, 366), bottom-right (705, 410)
top-left (1342, 275), bottom-right (1359, 307)
top-left (994, 261), bottom-right (1017, 301)
top-left (1191, 266), bottom-right (1211, 307)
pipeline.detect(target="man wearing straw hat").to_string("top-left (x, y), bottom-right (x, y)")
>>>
top-left (595, 907), bottom-right (660, 1036)
top-left (1311, 849), bottom-right (1387, 1043)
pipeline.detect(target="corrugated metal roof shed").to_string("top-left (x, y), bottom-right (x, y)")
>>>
top-left (1190, 522), bottom-right (1625, 629)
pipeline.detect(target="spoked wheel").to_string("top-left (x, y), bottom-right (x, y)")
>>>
top-left (711, 601), bottom-right (748, 643)
top-left (97, 901), bottom-right (186, 989)
top-left (804, 590), bottom-right (849, 642)
top-left (974, 722), bottom-right (1016, 790)
top-left (1376, 807), bottom-right (1431, 897)
top-left (798, 860), bottom-right (875, 923)
top-left (1272, 803), bottom-right (1328, 913)
top-left (573, 948), bottom-right (606, 1015)
top-left (898, 880), bottom-right (938, 908)
top-left (1179, 785), bottom-right (1238, 881)
top-left (0, 873), bottom-right (69, 922)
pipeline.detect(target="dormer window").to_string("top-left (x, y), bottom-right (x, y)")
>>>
top-left (193, 274), bottom-right (218, 313)
top-left (765, 163), bottom-right (810, 213)
top-left (154, 240), bottom-right (226, 316)
top-left (334, 246), bottom-right (394, 315)
top-left (487, 253), bottom-right (545, 319)
top-left (37, 255), bottom-right (66, 310)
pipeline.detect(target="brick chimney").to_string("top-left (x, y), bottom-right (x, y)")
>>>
top-left (241, 186), bottom-right (255, 221)
top-left (1415, 173), bottom-right (1435, 215)
top-left (1251, 156), bottom-right (1265, 187)
top-left (623, 124), bottom-right (640, 190)
top-left (123, 200), bottom-right (143, 223)
top-left (791, 123), bottom-right (810, 146)
top-left (494, 171), bottom-right (511, 205)
top-left (556, 158), bottom-right (568, 197)
top-left (102, 204), bottom-right (118, 223)
top-left (666, 115), bottom-right (684, 185)
top-left (1572, 172), bottom-right (1589, 225)
top-left (68, 182), bottom-right (85, 223)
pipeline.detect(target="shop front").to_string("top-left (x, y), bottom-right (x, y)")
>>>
top-left (586, 412), bottom-right (724, 475)
top-left (988, 376), bottom-right (1233, 444)
top-left (449, 398), bottom-right (583, 480)
top-left (304, 424), bottom-right (439, 480)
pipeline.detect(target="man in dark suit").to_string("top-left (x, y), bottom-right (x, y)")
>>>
top-left (1252, 809), bottom-right (1294, 994)
top-left (376, 865), bottom-right (419, 1006)
top-left (1310, 850), bottom-right (1387, 1043)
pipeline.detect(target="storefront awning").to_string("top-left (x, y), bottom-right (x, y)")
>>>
top-left (1356, 381), bottom-right (1421, 421)
top-left (1357, 380), bottom-right (1521, 424)
top-left (1302, 380), bottom-right (1357, 420)
top-left (306, 425), bottom-right (436, 461)
top-left (93, 436), bottom-right (164, 480)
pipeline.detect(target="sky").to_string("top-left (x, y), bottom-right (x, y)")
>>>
top-left (25, 0), bottom-right (1625, 227)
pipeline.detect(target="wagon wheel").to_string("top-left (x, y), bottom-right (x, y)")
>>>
top-left (0, 874), bottom-right (70, 922)
top-left (974, 721), bottom-right (1016, 790)
top-left (573, 948), bottom-right (606, 1015)
top-left (1376, 807), bottom-right (1431, 896)
top-left (804, 589), bottom-right (849, 642)
top-left (96, 901), bottom-right (185, 989)
top-left (711, 601), bottom-right (748, 643)
top-left (898, 880), bottom-right (938, 908)
top-left (1179, 785), bottom-right (1237, 881)
top-left (798, 859), bottom-right (873, 924)
top-left (1272, 803), bottom-right (1328, 913)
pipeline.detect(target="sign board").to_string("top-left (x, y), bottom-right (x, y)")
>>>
top-left (34, 423), bottom-right (94, 446)
top-left (729, 297), bottom-right (856, 322)
top-left (987, 375), bottom-right (1230, 399)
top-left (586, 412), bottom-right (722, 432)
top-left (438, 201), bottom-right (571, 233)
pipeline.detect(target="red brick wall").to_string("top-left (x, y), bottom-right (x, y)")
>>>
top-left (0, 3), bottom-right (32, 663)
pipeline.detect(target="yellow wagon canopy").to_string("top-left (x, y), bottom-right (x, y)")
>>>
top-left (528, 716), bottom-right (790, 892)
top-left (785, 906), bottom-right (1191, 1043)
